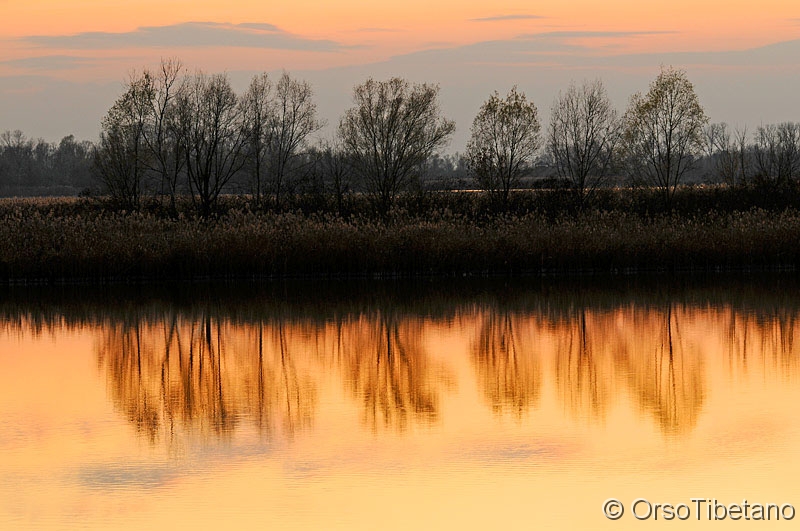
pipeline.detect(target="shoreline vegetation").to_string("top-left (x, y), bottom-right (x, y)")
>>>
top-left (2, 185), bottom-right (800, 284)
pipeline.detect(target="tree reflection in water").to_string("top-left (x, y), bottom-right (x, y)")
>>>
top-left (6, 278), bottom-right (793, 446)
top-left (337, 314), bottom-right (443, 432)
top-left (97, 314), bottom-right (317, 447)
top-left (472, 312), bottom-right (541, 418)
top-left (724, 305), bottom-right (800, 378)
top-left (96, 310), bottom-right (448, 444)
top-left (553, 308), bottom-right (612, 422)
top-left (619, 304), bottom-right (705, 435)
top-left (91, 304), bottom-right (720, 444)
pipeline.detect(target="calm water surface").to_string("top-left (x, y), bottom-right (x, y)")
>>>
top-left (1, 279), bottom-right (799, 529)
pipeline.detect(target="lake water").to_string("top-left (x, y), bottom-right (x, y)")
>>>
top-left (1, 278), bottom-right (799, 529)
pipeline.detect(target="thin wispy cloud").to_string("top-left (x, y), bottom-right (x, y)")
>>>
top-left (2, 55), bottom-right (101, 71)
top-left (390, 35), bottom-right (800, 70)
top-left (394, 30), bottom-right (679, 66)
top-left (471, 14), bottom-right (545, 22)
top-left (391, 38), bottom-right (584, 66)
top-left (518, 30), bottom-right (678, 40)
top-left (350, 27), bottom-right (403, 33)
top-left (21, 22), bottom-right (343, 52)
top-left (596, 38), bottom-right (800, 68)
top-left (235, 23), bottom-right (281, 31)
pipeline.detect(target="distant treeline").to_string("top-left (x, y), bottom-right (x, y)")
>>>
top-left (3, 124), bottom-right (799, 205)
top-left (0, 131), bottom-right (94, 197)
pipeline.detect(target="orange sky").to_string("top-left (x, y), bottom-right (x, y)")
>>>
top-left (3, 1), bottom-right (796, 38)
top-left (1, 1), bottom-right (799, 143)
top-left (3, 0), bottom-right (799, 75)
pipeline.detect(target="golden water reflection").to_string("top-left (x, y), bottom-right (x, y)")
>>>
top-left (83, 286), bottom-right (800, 446)
top-left (3, 280), bottom-right (800, 529)
top-left (472, 312), bottom-right (541, 418)
top-left (97, 317), bottom-right (317, 445)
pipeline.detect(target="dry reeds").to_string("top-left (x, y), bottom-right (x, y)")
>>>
top-left (1, 194), bottom-right (799, 282)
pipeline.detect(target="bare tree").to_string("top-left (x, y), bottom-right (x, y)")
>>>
top-left (339, 77), bottom-right (455, 214)
top-left (548, 79), bottom-right (620, 204)
top-left (467, 86), bottom-right (540, 205)
top-left (266, 73), bottom-right (323, 207)
top-left (239, 72), bottom-right (274, 206)
top-left (621, 66), bottom-right (708, 206)
top-left (0, 130), bottom-right (34, 189)
top-left (701, 122), bottom-right (722, 182)
top-left (94, 59), bottom-right (184, 211)
top-left (240, 72), bottom-right (322, 208)
top-left (53, 135), bottom-right (93, 188)
top-left (317, 137), bottom-right (351, 214)
top-left (704, 122), bottom-right (749, 185)
top-left (174, 72), bottom-right (247, 216)
top-left (734, 126), bottom-right (751, 185)
top-left (139, 58), bottom-right (185, 212)
top-left (94, 74), bottom-right (153, 210)
top-left (752, 122), bottom-right (800, 184)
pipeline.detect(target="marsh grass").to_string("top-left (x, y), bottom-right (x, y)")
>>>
top-left (1, 187), bottom-right (799, 282)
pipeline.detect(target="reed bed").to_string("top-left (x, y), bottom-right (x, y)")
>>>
top-left (1, 194), bottom-right (799, 282)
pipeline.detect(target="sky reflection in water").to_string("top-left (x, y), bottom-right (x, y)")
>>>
top-left (1, 277), bottom-right (799, 529)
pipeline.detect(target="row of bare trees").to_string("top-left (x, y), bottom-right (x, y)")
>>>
top-left (97, 60), bottom-right (460, 215)
top-left (467, 68), bottom-right (800, 207)
top-left (89, 61), bottom-right (800, 213)
top-left (95, 59), bottom-right (324, 214)
top-left (704, 121), bottom-right (800, 186)
top-left (96, 61), bottom-right (459, 215)
top-left (467, 67), bottom-right (710, 207)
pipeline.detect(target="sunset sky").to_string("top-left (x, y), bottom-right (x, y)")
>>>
top-left (2, 1), bottom-right (799, 148)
